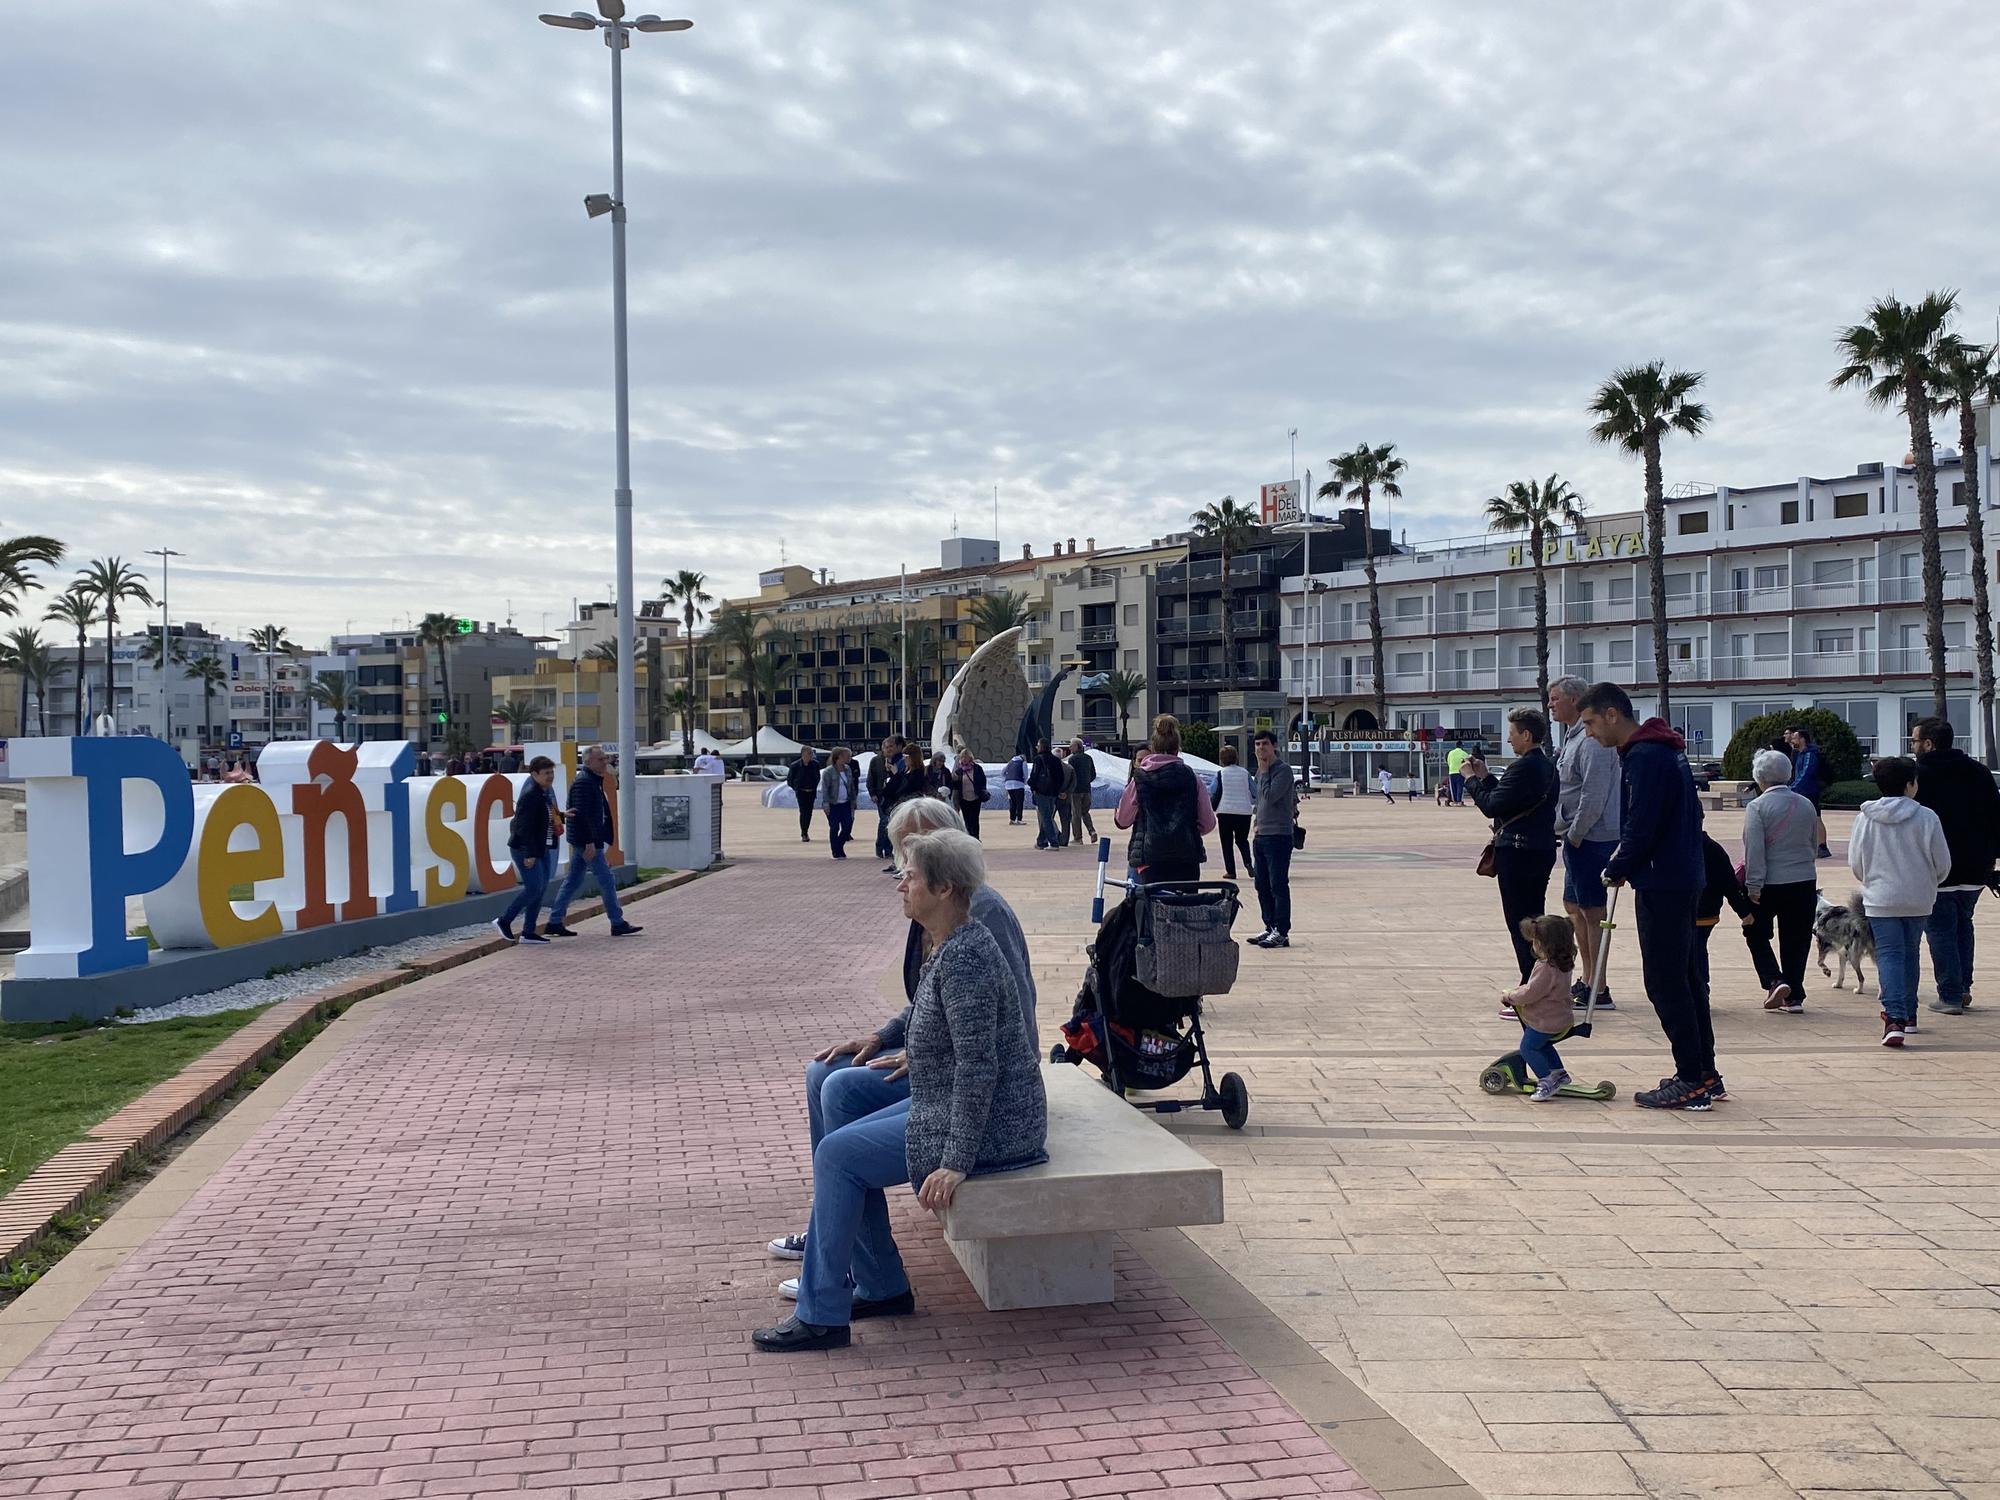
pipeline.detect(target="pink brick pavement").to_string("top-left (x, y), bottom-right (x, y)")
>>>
top-left (0, 861), bottom-right (1375, 1499)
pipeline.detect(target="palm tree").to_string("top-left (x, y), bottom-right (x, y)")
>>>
top-left (1938, 338), bottom-right (2000, 763)
top-left (307, 670), bottom-right (354, 740)
top-left (188, 652), bottom-right (228, 744)
top-left (1103, 668), bottom-right (1148, 743)
top-left (1484, 474), bottom-right (1588, 713)
top-left (743, 653), bottom-right (785, 760)
top-left (1, 628), bottom-right (61, 735)
top-left (586, 639), bottom-right (620, 664)
top-left (135, 631), bottom-right (185, 670)
top-left (891, 619), bottom-right (941, 735)
top-left (1318, 447), bottom-right (1406, 730)
top-left (43, 585), bottom-right (98, 734)
top-left (75, 557), bottom-right (153, 733)
top-left (1831, 293), bottom-right (1961, 714)
top-left (1588, 364), bottom-right (1710, 719)
top-left (967, 590), bottom-right (1031, 640)
top-left (1189, 496), bottom-right (1264, 708)
top-left (662, 569), bottom-right (714, 756)
top-left (0, 534), bottom-right (64, 617)
top-left (417, 611), bottom-right (462, 750)
top-left (495, 694), bottom-right (538, 741)
top-left (708, 604), bottom-right (763, 751)
top-left (246, 624), bottom-right (299, 744)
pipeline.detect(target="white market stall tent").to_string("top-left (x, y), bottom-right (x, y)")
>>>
top-left (722, 726), bottom-right (806, 759)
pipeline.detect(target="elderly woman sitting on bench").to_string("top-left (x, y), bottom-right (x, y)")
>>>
top-left (753, 828), bottom-right (1048, 1352)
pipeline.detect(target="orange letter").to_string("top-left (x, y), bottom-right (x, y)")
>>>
top-left (471, 774), bottom-right (517, 893)
top-left (290, 742), bottom-right (376, 930)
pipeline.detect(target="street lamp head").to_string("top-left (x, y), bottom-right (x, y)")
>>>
top-left (583, 192), bottom-right (616, 218)
top-left (596, 0), bottom-right (625, 18)
top-left (538, 12), bottom-right (597, 27)
top-left (634, 15), bottom-right (693, 29)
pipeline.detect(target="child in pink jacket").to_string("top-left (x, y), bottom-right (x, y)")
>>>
top-left (1500, 915), bottom-right (1580, 1101)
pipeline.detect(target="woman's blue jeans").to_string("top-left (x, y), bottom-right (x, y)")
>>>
top-left (1870, 914), bottom-right (1927, 1023)
top-left (796, 1100), bottom-right (913, 1328)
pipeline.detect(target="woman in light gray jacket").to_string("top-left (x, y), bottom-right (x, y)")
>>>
top-left (1742, 748), bottom-right (1821, 1012)
top-left (818, 747), bottom-right (860, 858)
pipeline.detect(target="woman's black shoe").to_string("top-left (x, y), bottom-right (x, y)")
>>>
top-left (751, 1314), bottom-right (850, 1352)
top-left (543, 923), bottom-right (578, 938)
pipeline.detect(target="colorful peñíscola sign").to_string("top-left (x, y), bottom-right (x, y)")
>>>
top-left (11, 736), bottom-right (614, 981)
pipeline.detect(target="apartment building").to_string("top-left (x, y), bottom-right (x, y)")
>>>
top-left (40, 623), bottom-right (244, 746)
top-left (1015, 538), bottom-right (1175, 743)
top-left (1283, 449), bottom-right (2000, 760)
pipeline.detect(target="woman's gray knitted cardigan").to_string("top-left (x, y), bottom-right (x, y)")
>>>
top-left (904, 919), bottom-right (1049, 1186)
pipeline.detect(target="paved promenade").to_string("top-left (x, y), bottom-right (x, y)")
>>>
top-left (0, 844), bottom-right (1376, 1499)
top-left (5, 781), bottom-right (2000, 1500)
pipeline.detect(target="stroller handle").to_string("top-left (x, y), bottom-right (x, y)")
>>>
top-left (1125, 877), bottom-right (1242, 898)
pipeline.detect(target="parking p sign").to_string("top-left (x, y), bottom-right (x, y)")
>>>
top-left (227, 731), bottom-right (244, 750)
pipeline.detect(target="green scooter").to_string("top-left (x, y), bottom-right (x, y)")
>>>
top-left (1479, 886), bottom-right (1618, 1101)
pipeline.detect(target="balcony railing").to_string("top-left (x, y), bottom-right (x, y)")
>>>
top-left (1157, 615), bottom-right (1222, 639)
top-left (1158, 555), bottom-right (1275, 589)
top-left (1157, 660), bottom-right (1281, 685)
top-left (1079, 624), bottom-right (1119, 645)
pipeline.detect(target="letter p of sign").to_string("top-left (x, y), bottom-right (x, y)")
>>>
top-left (14, 737), bottom-right (196, 980)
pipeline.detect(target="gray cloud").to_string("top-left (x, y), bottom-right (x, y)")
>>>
top-left (3, 0), bottom-right (1997, 639)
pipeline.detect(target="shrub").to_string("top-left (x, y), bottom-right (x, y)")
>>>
top-left (1721, 708), bottom-right (1864, 785)
top-left (1820, 779), bottom-right (1879, 810)
top-left (1181, 720), bottom-right (1218, 760)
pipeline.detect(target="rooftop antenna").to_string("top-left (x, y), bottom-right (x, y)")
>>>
top-left (992, 481), bottom-right (999, 554)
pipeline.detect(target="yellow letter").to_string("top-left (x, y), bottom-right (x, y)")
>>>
top-left (198, 785), bottom-right (285, 948)
top-left (424, 777), bottom-right (470, 904)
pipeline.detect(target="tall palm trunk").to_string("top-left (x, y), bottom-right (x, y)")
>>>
top-left (1903, 365), bottom-right (1948, 713)
top-left (102, 608), bottom-right (116, 732)
top-left (1360, 484), bottom-right (1386, 729)
top-left (1219, 539), bottom-right (1236, 694)
top-left (1531, 521), bottom-right (1551, 713)
top-left (438, 643), bottom-right (454, 748)
top-left (682, 603), bottom-right (698, 755)
top-left (1957, 399), bottom-right (1996, 764)
top-left (1643, 432), bottom-right (1670, 720)
top-left (202, 680), bottom-right (215, 744)
top-left (268, 654), bottom-right (278, 744)
top-left (72, 622), bottom-right (88, 735)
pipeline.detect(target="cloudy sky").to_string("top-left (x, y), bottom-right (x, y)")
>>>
top-left (3, 0), bottom-right (1996, 645)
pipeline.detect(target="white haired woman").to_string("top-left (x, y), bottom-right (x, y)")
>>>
top-left (762, 798), bottom-right (1038, 1269)
top-left (753, 829), bottom-right (1048, 1352)
top-left (1742, 748), bottom-right (1820, 1012)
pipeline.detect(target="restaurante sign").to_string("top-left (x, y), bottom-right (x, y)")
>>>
top-left (11, 736), bottom-right (613, 982)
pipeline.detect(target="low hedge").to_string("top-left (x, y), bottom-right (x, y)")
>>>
top-left (1722, 707), bottom-right (1864, 785)
top-left (1819, 779), bottom-right (1878, 809)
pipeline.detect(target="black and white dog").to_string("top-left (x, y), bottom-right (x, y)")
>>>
top-left (1814, 891), bottom-right (1873, 993)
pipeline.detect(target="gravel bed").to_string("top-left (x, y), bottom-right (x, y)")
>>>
top-left (117, 922), bottom-right (497, 1025)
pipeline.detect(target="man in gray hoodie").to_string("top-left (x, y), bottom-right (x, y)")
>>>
top-left (1550, 676), bottom-right (1622, 1009)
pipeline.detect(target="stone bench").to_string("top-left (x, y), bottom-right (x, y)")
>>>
top-left (937, 1063), bottom-right (1224, 1310)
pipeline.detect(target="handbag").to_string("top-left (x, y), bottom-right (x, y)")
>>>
top-left (1475, 762), bottom-right (1554, 877)
top-left (1291, 823), bottom-right (1307, 851)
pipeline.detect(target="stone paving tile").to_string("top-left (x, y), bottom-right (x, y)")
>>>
top-left (0, 850), bottom-right (1376, 1498)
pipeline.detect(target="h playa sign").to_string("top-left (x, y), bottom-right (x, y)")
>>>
top-left (9, 737), bottom-right (616, 998)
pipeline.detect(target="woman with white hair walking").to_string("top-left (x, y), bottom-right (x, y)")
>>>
top-left (753, 828), bottom-right (1048, 1352)
top-left (1742, 748), bottom-right (1821, 1012)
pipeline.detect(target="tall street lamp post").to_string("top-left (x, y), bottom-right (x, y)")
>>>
top-left (539, 3), bottom-right (692, 859)
top-left (146, 547), bottom-right (183, 745)
top-left (1277, 508), bottom-right (1340, 792)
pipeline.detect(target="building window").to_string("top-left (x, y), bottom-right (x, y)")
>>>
top-left (1058, 610), bottom-right (1074, 631)
top-left (1952, 481), bottom-right (1968, 506)
top-left (1812, 558), bottom-right (1855, 584)
top-left (1517, 585), bottom-right (1535, 607)
top-left (1781, 499), bottom-right (1800, 524)
top-left (1607, 577), bottom-right (1632, 604)
top-left (1678, 511), bottom-right (1710, 535)
top-left (1833, 492), bottom-right (1869, 519)
top-left (1609, 640), bottom-right (1633, 667)
top-left (1473, 589), bottom-right (1496, 612)
top-left (1517, 643), bottom-right (1536, 666)
top-left (1813, 630), bottom-right (1854, 654)
top-left (1572, 641), bottom-right (1594, 667)
top-left (1394, 651), bottom-right (1424, 674)
top-left (1753, 631), bottom-right (1788, 658)
top-left (1059, 699), bottom-right (1075, 721)
top-left (1123, 650), bottom-right (1139, 669)
top-left (1394, 596), bottom-right (1424, 619)
top-left (1753, 565), bottom-right (1788, 591)
top-left (1472, 647), bottom-right (1496, 669)
top-left (1122, 604), bottom-right (1138, 624)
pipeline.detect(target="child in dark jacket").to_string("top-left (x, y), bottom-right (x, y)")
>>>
top-left (1695, 835), bottom-right (1754, 1024)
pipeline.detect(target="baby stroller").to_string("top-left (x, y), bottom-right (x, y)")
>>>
top-left (1050, 879), bottom-right (1252, 1129)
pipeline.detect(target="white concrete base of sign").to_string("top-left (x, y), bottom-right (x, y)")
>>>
top-left (939, 1064), bottom-right (1225, 1310)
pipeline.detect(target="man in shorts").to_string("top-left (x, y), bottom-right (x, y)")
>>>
top-left (1447, 743), bottom-right (1470, 805)
top-left (1550, 676), bottom-right (1621, 1010)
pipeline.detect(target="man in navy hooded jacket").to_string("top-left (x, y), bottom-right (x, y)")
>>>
top-left (1578, 681), bottom-right (1720, 1110)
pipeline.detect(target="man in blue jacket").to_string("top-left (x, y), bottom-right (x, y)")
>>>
top-left (1785, 725), bottom-right (1832, 859)
top-left (544, 745), bottom-right (642, 939)
top-left (1579, 682), bottom-right (1719, 1111)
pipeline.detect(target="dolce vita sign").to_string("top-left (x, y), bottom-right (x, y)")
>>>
top-left (11, 736), bottom-right (614, 986)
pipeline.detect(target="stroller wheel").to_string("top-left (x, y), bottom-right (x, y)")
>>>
top-left (1478, 1066), bottom-right (1513, 1096)
top-left (1219, 1072), bottom-right (1250, 1130)
top-left (1049, 1043), bottom-right (1068, 1064)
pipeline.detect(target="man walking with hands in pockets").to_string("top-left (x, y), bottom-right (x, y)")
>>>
top-left (543, 744), bottom-right (643, 939)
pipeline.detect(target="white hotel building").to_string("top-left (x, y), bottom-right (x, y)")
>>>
top-left (1281, 444), bottom-right (1999, 763)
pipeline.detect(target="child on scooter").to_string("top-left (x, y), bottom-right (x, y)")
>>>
top-left (1500, 915), bottom-right (1580, 1102)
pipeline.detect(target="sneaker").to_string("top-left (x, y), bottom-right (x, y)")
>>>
top-left (882, 865), bottom-right (901, 876)
top-left (1929, 999), bottom-right (1965, 1015)
top-left (1785, 998), bottom-right (1805, 1014)
top-left (780, 1276), bottom-right (799, 1299)
top-left (491, 917), bottom-right (516, 943)
top-left (609, 922), bottom-right (642, 937)
top-left (1880, 1013), bottom-right (1905, 1048)
top-left (519, 930), bottom-right (551, 945)
top-left (1529, 1071), bottom-right (1569, 1103)
top-left (1249, 930), bottom-right (1275, 947)
top-left (1703, 1073), bottom-right (1729, 1102)
top-left (1498, 1002), bottom-right (1518, 1020)
top-left (1575, 987), bottom-right (1615, 1011)
top-left (1763, 982), bottom-right (1791, 1011)
top-left (768, 1233), bottom-right (807, 1261)
top-left (543, 923), bottom-right (578, 938)
top-left (1817, 843), bottom-right (1833, 859)
top-left (1961, 992), bottom-right (1975, 1010)
top-left (1902, 1017), bottom-right (1917, 1034)
top-left (1264, 935), bottom-right (1290, 949)
top-left (1635, 1077), bottom-right (1712, 1111)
